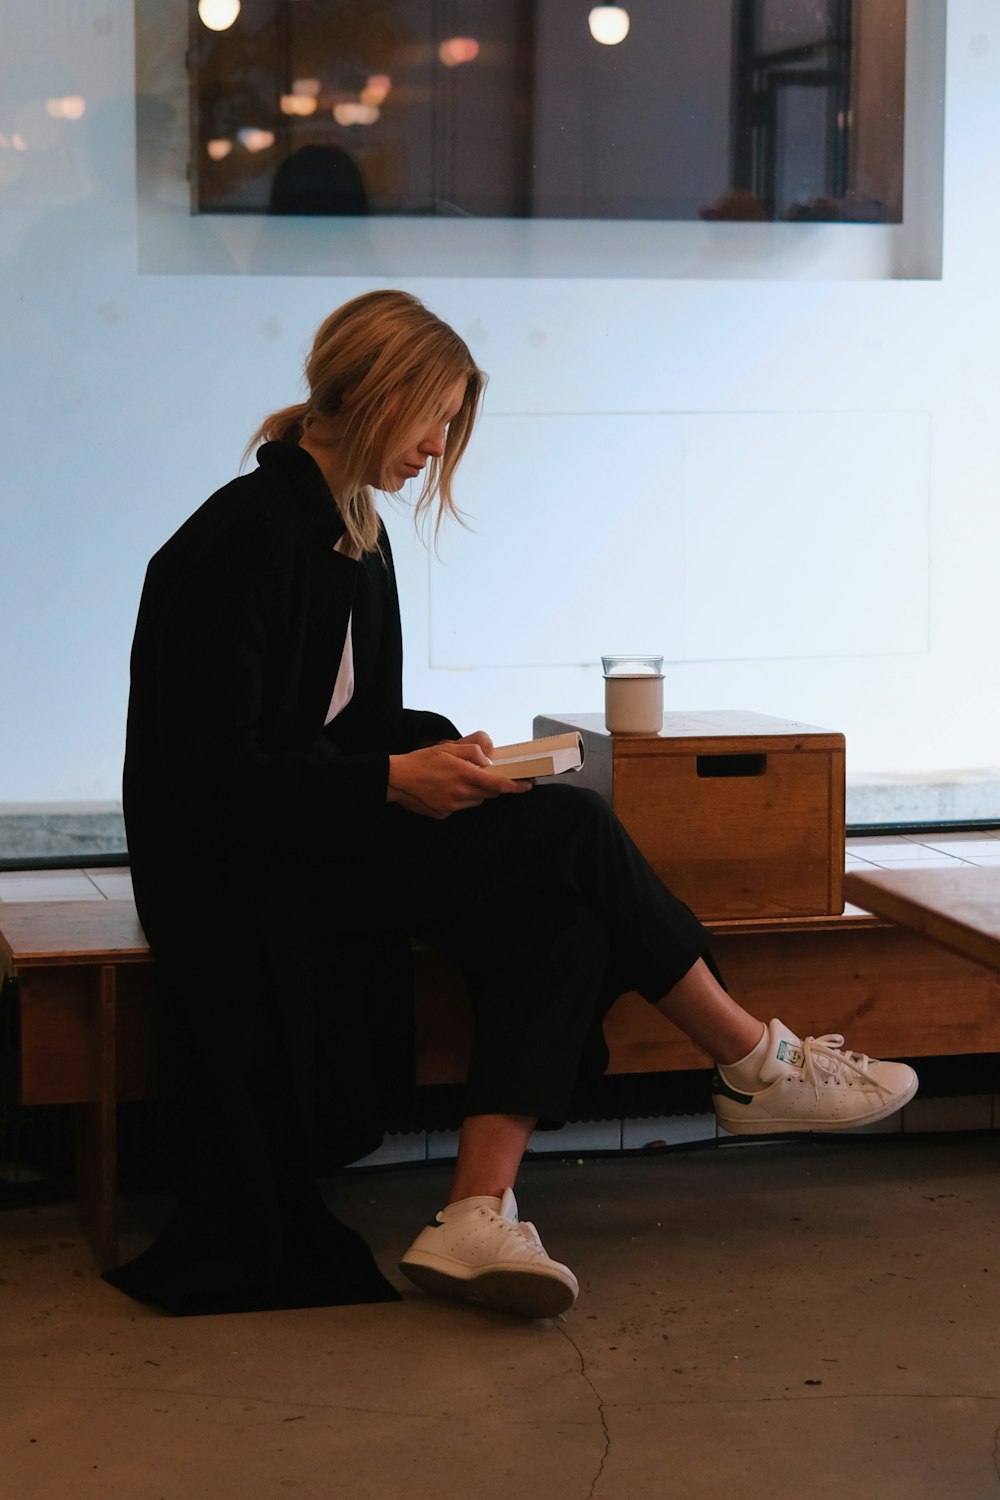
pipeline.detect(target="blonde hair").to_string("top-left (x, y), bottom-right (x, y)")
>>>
top-left (246, 290), bottom-right (485, 555)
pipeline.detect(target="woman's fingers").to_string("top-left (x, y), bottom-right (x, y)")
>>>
top-left (438, 738), bottom-right (492, 767)
top-left (387, 745), bottom-right (531, 817)
top-left (455, 729), bottom-right (495, 759)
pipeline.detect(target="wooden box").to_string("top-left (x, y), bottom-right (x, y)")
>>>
top-left (533, 710), bottom-right (845, 921)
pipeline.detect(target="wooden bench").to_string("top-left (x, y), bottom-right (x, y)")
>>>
top-left (1, 902), bottom-right (155, 1268)
top-left (843, 867), bottom-right (1000, 975)
top-left (5, 895), bottom-right (1000, 1269)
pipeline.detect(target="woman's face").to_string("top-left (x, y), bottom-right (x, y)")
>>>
top-left (373, 376), bottom-right (469, 491)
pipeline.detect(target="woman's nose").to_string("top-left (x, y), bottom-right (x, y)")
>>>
top-left (419, 422), bottom-right (447, 457)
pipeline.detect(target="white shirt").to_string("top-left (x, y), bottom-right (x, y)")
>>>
top-left (324, 534), bottom-right (355, 725)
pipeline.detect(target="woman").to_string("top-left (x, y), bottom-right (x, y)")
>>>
top-left (108, 290), bottom-right (917, 1319)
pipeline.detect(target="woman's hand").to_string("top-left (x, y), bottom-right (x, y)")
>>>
top-left (453, 730), bottom-right (494, 758)
top-left (386, 735), bottom-right (533, 819)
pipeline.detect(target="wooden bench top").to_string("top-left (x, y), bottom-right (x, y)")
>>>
top-left (0, 896), bottom-right (886, 984)
top-left (844, 866), bottom-right (1000, 975)
top-left (0, 900), bottom-right (152, 973)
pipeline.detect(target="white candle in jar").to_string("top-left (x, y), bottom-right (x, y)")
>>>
top-left (604, 674), bottom-right (663, 735)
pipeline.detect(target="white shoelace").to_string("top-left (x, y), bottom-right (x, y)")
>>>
top-left (481, 1208), bottom-right (546, 1256)
top-left (799, 1033), bottom-right (891, 1097)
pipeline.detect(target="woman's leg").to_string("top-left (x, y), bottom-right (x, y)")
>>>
top-left (653, 953), bottom-right (918, 1140)
top-left (513, 789), bottom-right (916, 1129)
top-left (392, 785), bottom-right (916, 1135)
top-left (442, 964), bottom-right (760, 1208)
top-left (392, 786), bottom-right (915, 1317)
top-left (441, 962), bottom-right (760, 1207)
top-left (402, 1101), bottom-right (577, 1318)
top-left (447, 1113), bottom-right (536, 1204)
top-left (653, 956), bottom-right (764, 1062)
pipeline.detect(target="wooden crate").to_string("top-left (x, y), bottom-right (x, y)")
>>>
top-left (534, 710), bottom-right (845, 921)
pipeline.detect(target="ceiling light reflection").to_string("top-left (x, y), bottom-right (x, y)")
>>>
top-left (237, 127), bottom-right (275, 152)
top-left (588, 5), bottom-right (630, 44)
top-left (439, 37), bottom-right (480, 67)
top-left (46, 96), bottom-right (87, 120)
top-left (362, 74), bottom-right (391, 106)
top-left (333, 102), bottom-right (380, 126)
top-left (280, 94), bottom-right (317, 116)
top-left (198, 0), bottom-right (241, 30)
top-left (206, 138), bottom-right (233, 160)
top-left (291, 78), bottom-right (320, 97)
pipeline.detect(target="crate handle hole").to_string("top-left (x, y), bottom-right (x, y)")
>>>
top-left (696, 753), bottom-right (768, 779)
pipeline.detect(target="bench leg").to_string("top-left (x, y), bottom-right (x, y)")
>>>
top-left (75, 964), bottom-right (118, 1270)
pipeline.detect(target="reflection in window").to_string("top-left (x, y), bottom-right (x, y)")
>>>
top-left (191, 0), bottom-right (906, 223)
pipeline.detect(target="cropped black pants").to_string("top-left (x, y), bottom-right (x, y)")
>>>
top-left (386, 781), bottom-right (721, 1126)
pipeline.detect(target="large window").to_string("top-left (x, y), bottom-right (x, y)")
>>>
top-left (191, 0), bottom-right (906, 225)
top-left (1, 0), bottom-right (982, 871)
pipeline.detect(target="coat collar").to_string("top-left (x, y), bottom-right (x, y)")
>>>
top-left (255, 440), bottom-right (348, 549)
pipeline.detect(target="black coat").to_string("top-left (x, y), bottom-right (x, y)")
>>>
top-left (105, 442), bottom-right (458, 1314)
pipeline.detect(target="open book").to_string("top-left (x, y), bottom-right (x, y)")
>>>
top-left (483, 731), bottom-right (585, 780)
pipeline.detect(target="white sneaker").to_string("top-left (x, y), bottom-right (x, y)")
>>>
top-left (712, 1018), bottom-right (918, 1135)
top-left (399, 1188), bottom-right (579, 1318)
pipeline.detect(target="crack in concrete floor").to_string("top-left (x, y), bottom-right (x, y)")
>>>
top-left (558, 1324), bottom-right (611, 1500)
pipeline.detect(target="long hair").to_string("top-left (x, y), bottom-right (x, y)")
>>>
top-left (246, 290), bottom-right (485, 555)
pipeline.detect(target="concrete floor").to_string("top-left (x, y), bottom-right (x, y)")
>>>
top-left (3, 1135), bottom-right (1000, 1500)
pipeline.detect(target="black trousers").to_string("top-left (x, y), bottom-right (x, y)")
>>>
top-left (385, 782), bottom-right (720, 1126)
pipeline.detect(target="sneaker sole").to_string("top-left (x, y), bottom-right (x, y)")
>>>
top-left (715, 1073), bottom-right (919, 1135)
top-left (399, 1257), bottom-right (578, 1318)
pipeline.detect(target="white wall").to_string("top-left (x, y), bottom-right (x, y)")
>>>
top-left (1, 0), bottom-right (998, 806)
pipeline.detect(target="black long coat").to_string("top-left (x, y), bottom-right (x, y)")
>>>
top-left (105, 442), bottom-right (459, 1314)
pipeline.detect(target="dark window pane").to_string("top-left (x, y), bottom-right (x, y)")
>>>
top-left (191, 0), bottom-right (906, 224)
